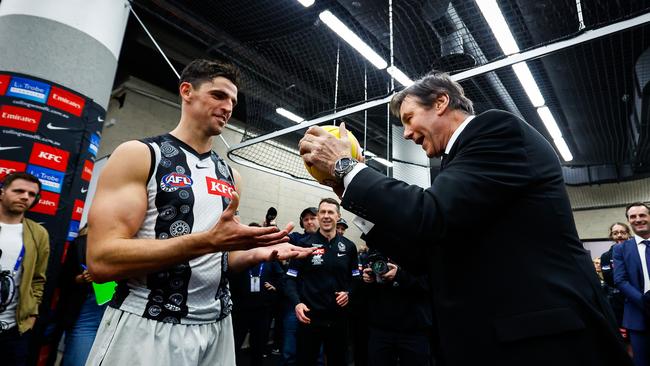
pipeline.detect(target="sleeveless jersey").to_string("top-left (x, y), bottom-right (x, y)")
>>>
top-left (110, 134), bottom-right (235, 324)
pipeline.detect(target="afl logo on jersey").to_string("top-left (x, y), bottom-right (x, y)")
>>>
top-left (160, 173), bottom-right (193, 192)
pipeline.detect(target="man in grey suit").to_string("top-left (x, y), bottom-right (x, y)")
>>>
top-left (299, 72), bottom-right (630, 366)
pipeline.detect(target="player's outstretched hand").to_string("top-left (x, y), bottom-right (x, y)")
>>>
top-left (204, 191), bottom-right (293, 251)
top-left (250, 243), bottom-right (315, 262)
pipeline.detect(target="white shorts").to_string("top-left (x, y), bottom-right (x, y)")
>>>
top-left (85, 307), bottom-right (235, 366)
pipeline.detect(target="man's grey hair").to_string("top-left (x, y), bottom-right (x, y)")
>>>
top-left (390, 71), bottom-right (474, 118)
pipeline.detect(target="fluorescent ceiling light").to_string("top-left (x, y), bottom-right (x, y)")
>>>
top-left (536, 106), bottom-right (562, 139)
top-left (476, 0), bottom-right (572, 162)
top-left (512, 62), bottom-right (545, 107)
top-left (537, 106), bottom-right (574, 161)
top-left (475, 0), bottom-right (520, 55)
top-left (319, 10), bottom-right (388, 69)
top-left (276, 107), bottom-right (304, 123)
top-left (386, 66), bottom-right (414, 87)
top-left (297, 0), bottom-right (314, 7)
top-left (553, 137), bottom-right (573, 162)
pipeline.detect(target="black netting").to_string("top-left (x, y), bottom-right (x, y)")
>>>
top-left (130, 0), bottom-right (650, 184)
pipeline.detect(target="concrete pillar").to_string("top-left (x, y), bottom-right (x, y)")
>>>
top-left (0, 0), bottom-right (130, 109)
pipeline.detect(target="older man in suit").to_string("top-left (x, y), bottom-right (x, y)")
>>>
top-left (614, 202), bottom-right (650, 366)
top-left (299, 71), bottom-right (630, 366)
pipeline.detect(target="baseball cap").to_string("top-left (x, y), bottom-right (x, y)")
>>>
top-left (337, 218), bottom-right (348, 229)
top-left (299, 207), bottom-right (318, 228)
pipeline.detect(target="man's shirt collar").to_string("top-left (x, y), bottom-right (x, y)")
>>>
top-left (634, 234), bottom-right (650, 245)
top-left (444, 115), bottom-right (475, 155)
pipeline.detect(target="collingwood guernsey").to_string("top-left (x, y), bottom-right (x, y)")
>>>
top-left (110, 134), bottom-right (234, 324)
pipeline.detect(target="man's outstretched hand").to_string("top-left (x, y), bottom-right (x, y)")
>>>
top-left (250, 243), bottom-right (315, 262)
top-left (203, 191), bottom-right (293, 251)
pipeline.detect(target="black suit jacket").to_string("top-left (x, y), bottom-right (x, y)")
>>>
top-left (343, 110), bottom-right (630, 366)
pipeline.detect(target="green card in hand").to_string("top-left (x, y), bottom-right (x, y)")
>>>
top-left (92, 281), bottom-right (117, 305)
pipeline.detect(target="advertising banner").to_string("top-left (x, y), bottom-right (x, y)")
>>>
top-left (0, 71), bottom-right (105, 328)
top-left (0, 71), bottom-right (104, 244)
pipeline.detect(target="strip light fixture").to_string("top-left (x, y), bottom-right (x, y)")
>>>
top-left (476, 0), bottom-right (573, 161)
top-left (387, 66), bottom-right (414, 87)
top-left (319, 10), bottom-right (388, 70)
top-left (296, 0), bottom-right (314, 7)
top-left (276, 107), bottom-right (304, 123)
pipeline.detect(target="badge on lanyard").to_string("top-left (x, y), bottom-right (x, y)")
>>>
top-left (249, 263), bottom-right (264, 293)
top-left (250, 277), bottom-right (261, 292)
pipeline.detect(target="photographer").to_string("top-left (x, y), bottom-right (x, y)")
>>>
top-left (361, 249), bottom-right (434, 366)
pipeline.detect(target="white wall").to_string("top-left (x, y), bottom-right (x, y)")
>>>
top-left (566, 178), bottom-right (650, 239)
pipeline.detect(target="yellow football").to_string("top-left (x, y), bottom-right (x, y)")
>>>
top-left (304, 125), bottom-right (362, 185)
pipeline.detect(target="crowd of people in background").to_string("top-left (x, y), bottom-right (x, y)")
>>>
top-left (229, 200), bottom-right (436, 366)
top-left (593, 203), bottom-right (650, 366)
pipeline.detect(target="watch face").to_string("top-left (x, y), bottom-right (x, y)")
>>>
top-left (339, 159), bottom-right (351, 169)
top-left (335, 158), bottom-right (356, 178)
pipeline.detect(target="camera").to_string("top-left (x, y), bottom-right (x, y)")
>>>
top-left (264, 207), bottom-right (278, 227)
top-left (367, 248), bottom-right (389, 277)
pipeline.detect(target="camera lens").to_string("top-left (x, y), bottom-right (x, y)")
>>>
top-left (372, 260), bottom-right (388, 276)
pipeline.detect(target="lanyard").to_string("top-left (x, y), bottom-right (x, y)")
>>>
top-left (249, 262), bottom-right (264, 278)
top-left (12, 245), bottom-right (25, 276)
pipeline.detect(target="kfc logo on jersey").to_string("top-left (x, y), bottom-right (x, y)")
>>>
top-left (0, 74), bottom-right (10, 95)
top-left (30, 191), bottom-right (60, 216)
top-left (29, 143), bottom-right (69, 172)
top-left (206, 177), bottom-right (234, 199)
top-left (81, 160), bottom-right (93, 182)
top-left (0, 105), bottom-right (42, 132)
top-left (0, 160), bottom-right (26, 179)
top-left (71, 199), bottom-right (84, 221)
top-left (47, 86), bottom-right (85, 117)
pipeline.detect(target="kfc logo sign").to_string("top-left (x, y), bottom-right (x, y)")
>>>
top-left (0, 105), bottom-right (42, 132)
top-left (0, 160), bottom-right (26, 179)
top-left (81, 160), bottom-right (93, 182)
top-left (47, 86), bottom-right (85, 117)
top-left (0, 74), bottom-right (9, 95)
top-left (206, 177), bottom-right (234, 198)
top-left (29, 144), bottom-right (68, 172)
top-left (29, 143), bottom-right (69, 172)
top-left (30, 191), bottom-right (60, 216)
top-left (71, 199), bottom-right (84, 221)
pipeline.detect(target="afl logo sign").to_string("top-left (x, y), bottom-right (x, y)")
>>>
top-left (160, 173), bottom-right (193, 192)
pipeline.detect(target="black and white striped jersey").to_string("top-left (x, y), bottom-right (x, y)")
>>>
top-left (110, 134), bottom-right (235, 324)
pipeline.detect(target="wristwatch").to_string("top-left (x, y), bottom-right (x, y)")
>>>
top-left (333, 157), bottom-right (358, 180)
